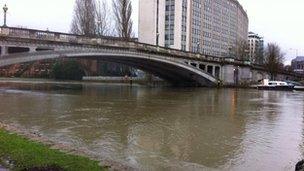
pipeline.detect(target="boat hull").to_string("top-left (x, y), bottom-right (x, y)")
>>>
top-left (294, 86), bottom-right (304, 91)
top-left (257, 85), bottom-right (295, 91)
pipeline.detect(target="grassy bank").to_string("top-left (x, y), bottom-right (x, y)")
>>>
top-left (0, 129), bottom-right (106, 171)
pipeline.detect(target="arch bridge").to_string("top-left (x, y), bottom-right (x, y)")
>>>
top-left (0, 27), bottom-right (274, 86)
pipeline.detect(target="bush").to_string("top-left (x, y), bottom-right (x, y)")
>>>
top-left (51, 60), bottom-right (85, 80)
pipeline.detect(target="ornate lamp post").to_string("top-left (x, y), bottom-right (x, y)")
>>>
top-left (3, 4), bottom-right (8, 27)
top-left (156, 0), bottom-right (159, 46)
top-left (97, 20), bottom-right (101, 37)
top-left (156, 32), bottom-right (160, 46)
top-left (196, 42), bottom-right (200, 53)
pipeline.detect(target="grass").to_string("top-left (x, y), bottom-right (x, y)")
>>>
top-left (0, 129), bottom-right (106, 171)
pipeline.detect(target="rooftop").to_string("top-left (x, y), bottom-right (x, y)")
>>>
top-left (248, 32), bottom-right (263, 39)
top-left (292, 56), bottom-right (304, 62)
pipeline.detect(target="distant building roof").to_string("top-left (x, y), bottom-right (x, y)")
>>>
top-left (248, 31), bottom-right (263, 40)
top-left (292, 56), bottom-right (304, 62)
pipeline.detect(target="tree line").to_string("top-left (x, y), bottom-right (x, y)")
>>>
top-left (235, 40), bottom-right (285, 80)
top-left (69, 0), bottom-right (134, 78)
top-left (70, 0), bottom-right (133, 39)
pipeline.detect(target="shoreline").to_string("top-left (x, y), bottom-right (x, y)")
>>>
top-left (0, 77), bottom-right (167, 87)
top-left (0, 121), bottom-right (136, 171)
top-left (0, 77), bottom-right (255, 89)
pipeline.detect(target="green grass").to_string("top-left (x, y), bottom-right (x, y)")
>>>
top-left (0, 129), bottom-right (106, 171)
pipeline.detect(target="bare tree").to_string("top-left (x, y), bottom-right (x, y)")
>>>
top-left (254, 47), bottom-right (264, 65)
top-left (95, 0), bottom-right (110, 36)
top-left (70, 0), bottom-right (133, 76)
top-left (112, 0), bottom-right (133, 40)
top-left (71, 0), bottom-right (97, 36)
top-left (109, 0), bottom-right (134, 76)
top-left (264, 43), bottom-right (285, 79)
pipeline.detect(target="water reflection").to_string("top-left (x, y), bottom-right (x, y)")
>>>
top-left (0, 83), bottom-right (303, 170)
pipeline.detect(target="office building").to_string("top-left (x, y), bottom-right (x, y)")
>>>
top-left (248, 32), bottom-right (264, 64)
top-left (139, 0), bottom-right (249, 57)
top-left (291, 56), bottom-right (304, 74)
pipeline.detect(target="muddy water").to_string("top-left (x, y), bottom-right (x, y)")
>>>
top-left (0, 82), bottom-right (303, 170)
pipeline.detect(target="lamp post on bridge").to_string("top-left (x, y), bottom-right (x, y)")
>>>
top-left (97, 20), bottom-right (102, 37)
top-left (3, 4), bottom-right (8, 27)
top-left (156, 0), bottom-right (160, 46)
top-left (196, 42), bottom-right (200, 53)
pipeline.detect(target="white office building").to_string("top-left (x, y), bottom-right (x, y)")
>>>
top-left (139, 0), bottom-right (249, 57)
top-left (248, 32), bottom-right (264, 64)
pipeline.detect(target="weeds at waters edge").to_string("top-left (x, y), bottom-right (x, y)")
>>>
top-left (0, 129), bottom-right (107, 171)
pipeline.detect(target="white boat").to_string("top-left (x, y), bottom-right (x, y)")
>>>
top-left (294, 86), bottom-right (304, 91)
top-left (256, 79), bottom-right (294, 91)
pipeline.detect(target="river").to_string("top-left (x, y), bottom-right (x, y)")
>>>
top-left (0, 80), bottom-right (303, 170)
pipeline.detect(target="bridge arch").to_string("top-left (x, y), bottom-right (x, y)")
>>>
top-left (0, 49), bottom-right (219, 86)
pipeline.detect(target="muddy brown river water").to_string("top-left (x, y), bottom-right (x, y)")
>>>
top-left (0, 81), bottom-right (303, 170)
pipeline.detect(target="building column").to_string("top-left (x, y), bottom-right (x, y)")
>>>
top-left (1, 46), bottom-right (8, 56)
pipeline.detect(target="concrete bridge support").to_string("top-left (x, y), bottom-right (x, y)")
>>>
top-left (238, 66), bottom-right (252, 85)
top-left (221, 65), bottom-right (252, 85)
top-left (251, 70), bottom-right (270, 83)
top-left (221, 65), bottom-right (235, 85)
top-left (0, 46), bottom-right (7, 56)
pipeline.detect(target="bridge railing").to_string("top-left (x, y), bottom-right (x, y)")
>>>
top-left (0, 26), bottom-right (252, 66)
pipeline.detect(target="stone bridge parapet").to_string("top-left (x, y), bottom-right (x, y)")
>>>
top-left (0, 27), bottom-right (302, 86)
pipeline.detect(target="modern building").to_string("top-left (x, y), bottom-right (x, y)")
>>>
top-left (291, 56), bottom-right (304, 74)
top-left (139, 0), bottom-right (249, 57)
top-left (248, 32), bottom-right (264, 64)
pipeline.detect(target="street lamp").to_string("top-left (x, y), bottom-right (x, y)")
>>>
top-left (97, 20), bottom-right (101, 37)
top-left (156, 0), bottom-right (159, 46)
top-left (156, 32), bottom-right (160, 46)
top-left (196, 42), bottom-right (200, 53)
top-left (3, 4), bottom-right (8, 27)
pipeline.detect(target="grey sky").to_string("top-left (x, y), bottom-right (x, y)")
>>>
top-left (1, 0), bottom-right (303, 64)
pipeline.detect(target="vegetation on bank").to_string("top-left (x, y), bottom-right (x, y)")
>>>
top-left (0, 129), bottom-right (106, 171)
top-left (51, 60), bottom-right (85, 80)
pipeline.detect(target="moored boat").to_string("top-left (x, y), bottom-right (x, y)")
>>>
top-left (294, 86), bottom-right (304, 91)
top-left (256, 79), bottom-right (294, 91)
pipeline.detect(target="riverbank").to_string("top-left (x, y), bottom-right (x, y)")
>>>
top-left (0, 124), bottom-right (104, 170)
top-left (0, 77), bottom-right (169, 89)
top-left (0, 77), bottom-right (253, 89)
top-left (0, 122), bottom-right (136, 171)
top-left (0, 76), bottom-right (166, 85)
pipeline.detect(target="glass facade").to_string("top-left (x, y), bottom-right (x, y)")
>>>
top-left (181, 0), bottom-right (188, 51)
top-left (191, 0), bottom-right (202, 52)
top-left (139, 0), bottom-right (248, 58)
top-left (165, 0), bottom-right (176, 47)
top-left (193, 0), bottom-right (248, 57)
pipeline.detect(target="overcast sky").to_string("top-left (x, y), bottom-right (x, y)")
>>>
top-left (2, 0), bottom-right (304, 64)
